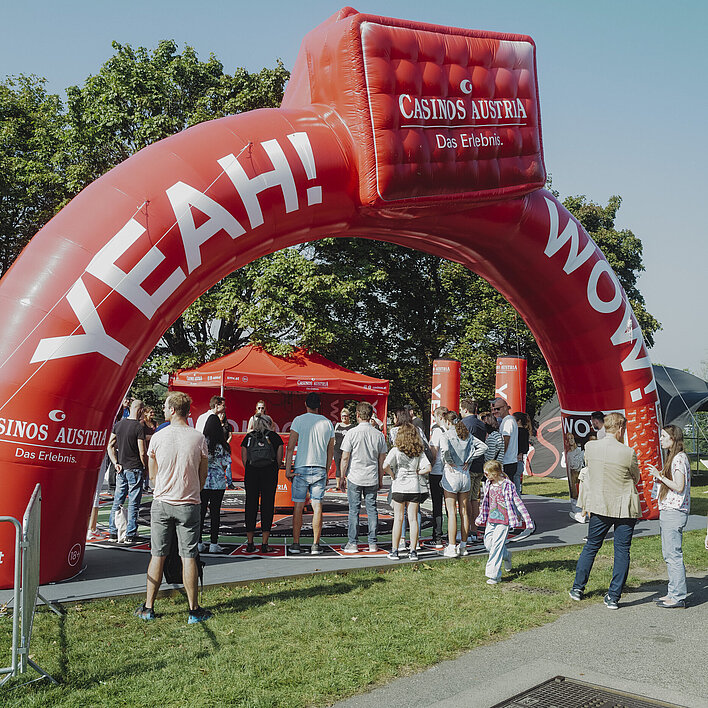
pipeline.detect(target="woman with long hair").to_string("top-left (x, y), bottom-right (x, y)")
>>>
top-left (649, 425), bottom-right (691, 608)
top-left (440, 411), bottom-right (487, 558)
top-left (200, 413), bottom-right (231, 553)
top-left (383, 423), bottom-right (431, 561)
top-left (241, 413), bottom-right (283, 553)
top-left (481, 412), bottom-right (504, 462)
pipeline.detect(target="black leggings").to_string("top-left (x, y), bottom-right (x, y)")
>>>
top-left (429, 474), bottom-right (444, 540)
top-left (200, 488), bottom-right (225, 544)
top-left (245, 467), bottom-right (278, 533)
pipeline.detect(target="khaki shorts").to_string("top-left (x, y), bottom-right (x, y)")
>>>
top-left (150, 500), bottom-right (201, 558)
top-left (470, 472), bottom-right (484, 501)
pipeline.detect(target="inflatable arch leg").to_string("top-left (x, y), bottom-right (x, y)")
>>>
top-left (0, 9), bottom-right (660, 586)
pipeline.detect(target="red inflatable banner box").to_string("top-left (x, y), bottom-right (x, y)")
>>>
top-left (284, 7), bottom-right (545, 206)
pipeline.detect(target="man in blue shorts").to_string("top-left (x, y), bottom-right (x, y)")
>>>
top-left (285, 392), bottom-right (335, 555)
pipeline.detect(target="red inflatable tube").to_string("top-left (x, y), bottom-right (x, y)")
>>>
top-left (0, 8), bottom-right (660, 587)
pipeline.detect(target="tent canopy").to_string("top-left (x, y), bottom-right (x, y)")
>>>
top-left (170, 345), bottom-right (389, 396)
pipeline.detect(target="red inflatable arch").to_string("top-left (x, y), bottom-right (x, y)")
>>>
top-left (0, 8), bottom-right (661, 586)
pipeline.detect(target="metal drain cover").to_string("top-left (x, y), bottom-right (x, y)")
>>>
top-left (491, 676), bottom-right (685, 708)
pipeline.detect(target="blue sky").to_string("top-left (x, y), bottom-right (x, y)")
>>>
top-left (2, 0), bottom-right (706, 376)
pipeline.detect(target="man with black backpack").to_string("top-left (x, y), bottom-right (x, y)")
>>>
top-left (135, 392), bottom-right (211, 625)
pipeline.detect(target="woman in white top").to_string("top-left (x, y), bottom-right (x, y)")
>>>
top-left (648, 425), bottom-right (691, 608)
top-left (440, 411), bottom-right (487, 558)
top-left (388, 408), bottom-right (428, 447)
top-left (383, 423), bottom-right (431, 562)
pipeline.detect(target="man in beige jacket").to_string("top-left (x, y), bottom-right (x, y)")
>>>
top-left (569, 412), bottom-right (641, 609)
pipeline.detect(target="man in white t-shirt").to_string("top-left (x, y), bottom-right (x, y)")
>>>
top-left (135, 392), bottom-right (210, 624)
top-left (492, 397), bottom-right (519, 488)
top-left (284, 392), bottom-right (335, 555)
top-left (195, 395), bottom-right (225, 433)
top-left (340, 402), bottom-right (388, 554)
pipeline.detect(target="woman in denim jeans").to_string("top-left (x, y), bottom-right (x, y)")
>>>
top-left (649, 425), bottom-right (691, 608)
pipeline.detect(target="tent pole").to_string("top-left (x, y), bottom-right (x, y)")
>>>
top-left (221, 372), bottom-right (224, 398)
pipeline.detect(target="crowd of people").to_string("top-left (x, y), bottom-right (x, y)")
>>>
top-left (98, 390), bottom-right (704, 624)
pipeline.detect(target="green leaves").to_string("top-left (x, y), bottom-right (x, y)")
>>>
top-left (63, 40), bottom-right (288, 192)
top-left (1, 46), bottom-right (660, 418)
top-left (0, 74), bottom-right (68, 273)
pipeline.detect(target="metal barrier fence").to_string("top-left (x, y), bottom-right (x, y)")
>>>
top-left (1, 484), bottom-right (62, 687)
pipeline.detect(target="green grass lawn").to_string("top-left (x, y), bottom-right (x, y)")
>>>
top-left (2, 473), bottom-right (706, 706)
top-left (2, 529), bottom-right (706, 707)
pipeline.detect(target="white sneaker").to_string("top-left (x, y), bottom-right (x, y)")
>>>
top-left (458, 542), bottom-right (468, 556)
top-left (197, 542), bottom-right (206, 553)
top-left (209, 543), bottom-right (225, 554)
top-left (504, 556), bottom-right (512, 572)
top-left (442, 545), bottom-right (458, 558)
top-left (368, 543), bottom-right (378, 552)
top-left (486, 578), bottom-right (500, 585)
top-left (569, 511), bottom-right (587, 524)
top-left (434, 540), bottom-right (444, 549)
top-left (342, 543), bottom-right (359, 554)
top-left (398, 541), bottom-right (408, 552)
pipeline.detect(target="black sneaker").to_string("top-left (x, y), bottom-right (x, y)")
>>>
top-left (109, 533), bottom-right (118, 541)
top-left (387, 550), bottom-right (400, 560)
top-left (245, 543), bottom-right (257, 553)
top-left (603, 594), bottom-right (619, 610)
top-left (310, 543), bottom-right (323, 555)
top-left (288, 543), bottom-right (301, 554)
top-left (134, 603), bottom-right (155, 621)
top-left (188, 607), bottom-right (213, 624)
top-left (260, 544), bottom-right (273, 553)
top-left (124, 536), bottom-right (138, 545)
top-left (568, 588), bottom-right (583, 601)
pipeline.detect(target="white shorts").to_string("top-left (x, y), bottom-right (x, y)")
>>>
top-left (441, 466), bottom-right (471, 494)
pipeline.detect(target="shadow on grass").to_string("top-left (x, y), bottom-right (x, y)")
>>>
top-left (209, 573), bottom-right (387, 614)
top-left (160, 572), bottom-right (387, 619)
top-left (512, 558), bottom-right (578, 575)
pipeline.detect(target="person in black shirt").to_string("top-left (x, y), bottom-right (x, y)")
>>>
top-left (334, 408), bottom-right (356, 491)
top-left (513, 411), bottom-right (534, 494)
top-left (241, 414), bottom-right (283, 553)
top-left (107, 399), bottom-right (147, 543)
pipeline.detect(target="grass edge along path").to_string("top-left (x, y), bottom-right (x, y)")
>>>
top-left (1, 529), bottom-right (706, 708)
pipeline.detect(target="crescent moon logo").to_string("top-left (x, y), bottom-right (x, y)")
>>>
top-left (49, 409), bottom-right (66, 422)
top-left (460, 79), bottom-right (473, 95)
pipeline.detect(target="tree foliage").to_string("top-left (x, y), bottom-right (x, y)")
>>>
top-left (0, 43), bottom-right (661, 417)
top-left (63, 39), bottom-right (288, 193)
top-left (0, 75), bottom-right (68, 273)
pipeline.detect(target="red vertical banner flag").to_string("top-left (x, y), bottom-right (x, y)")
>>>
top-left (431, 359), bottom-right (461, 424)
top-left (495, 356), bottom-right (527, 413)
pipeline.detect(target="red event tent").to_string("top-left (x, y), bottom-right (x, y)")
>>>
top-left (169, 345), bottom-right (389, 479)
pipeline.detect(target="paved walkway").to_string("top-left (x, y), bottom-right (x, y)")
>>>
top-left (334, 570), bottom-right (708, 708)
